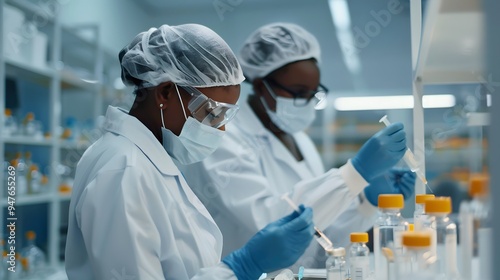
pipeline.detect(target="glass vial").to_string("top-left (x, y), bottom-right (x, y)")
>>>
top-left (349, 232), bottom-right (370, 280)
top-left (374, 194), bottom-right (407, 280)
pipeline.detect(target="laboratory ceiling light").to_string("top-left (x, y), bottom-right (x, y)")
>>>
top-left (334, 94), bottom-right (456, 111)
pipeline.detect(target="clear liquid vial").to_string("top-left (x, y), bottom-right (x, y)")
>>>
top-left (373, 194), bottom-right (407, 280)
top-left (349, 232), bottom-right (370, 280)
top-left (326, 247), bottom-right (347, 280)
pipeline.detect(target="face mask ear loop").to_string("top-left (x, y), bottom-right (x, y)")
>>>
top-left (175, 84), bottom-right (188, 121)
top-left (261, 80), bottom-right (278, 113)
top-left (160, 104), bottom-right (166, 128)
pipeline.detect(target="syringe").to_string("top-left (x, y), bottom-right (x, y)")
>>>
top-left (281, 193), bottom-right (334, 252)
top-left (379, 115), bottom-right (430, 189)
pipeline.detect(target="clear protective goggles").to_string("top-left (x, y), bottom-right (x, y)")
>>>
top-left (180, 85), bottom-right (239, 128)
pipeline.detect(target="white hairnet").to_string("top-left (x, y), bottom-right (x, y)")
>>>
top-left (119, 24), bottom-right (244, 88)
top-left (239, 23), bottom-right (321, 81)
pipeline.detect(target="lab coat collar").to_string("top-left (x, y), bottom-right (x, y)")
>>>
top-left (102, 106), bottom-right (181, 176)
top-left (234, 100), bottom-right (313, 180)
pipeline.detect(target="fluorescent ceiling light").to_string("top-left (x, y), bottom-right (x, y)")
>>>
top-left (329, 0), bottom-right (351, 30)
top-left (334, 94), bottom-right (456, 111)
top-left (328, 0), bottom-right (362, 75)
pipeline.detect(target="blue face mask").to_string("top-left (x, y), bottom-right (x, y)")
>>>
top-left (161, 85), bottom-right (225, 165)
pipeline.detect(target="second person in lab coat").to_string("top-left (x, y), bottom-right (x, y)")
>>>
top-left (65, 24), bottom-right (315, 280)
top-left (179, 23), bottom-right (416, 268)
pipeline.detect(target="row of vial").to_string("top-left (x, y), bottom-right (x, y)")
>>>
top-left (3, 110), bottom-right (44, 139)
top-left (4, 152), bottom-right (49, 196)
top-left (325, 174), bottom-right (491, 280)
top-left (0, 231), bottom-right (47, 280)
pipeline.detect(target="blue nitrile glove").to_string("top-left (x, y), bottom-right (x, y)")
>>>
top-left (223, 205), bottom-right (315, 280)
top-left (351, 122), bottom-right (407, 182)
top-left (364, 168), bottom-right (417, 206)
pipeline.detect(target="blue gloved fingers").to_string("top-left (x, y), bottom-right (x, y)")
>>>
top-left (380, 122), bottom-right (404, 136)
top-left (400, 172), bottom-right (416, 199)
top-left (274, 204), bottom-right (303, 226)
top-left (283, 206), bottom-right (314, 232)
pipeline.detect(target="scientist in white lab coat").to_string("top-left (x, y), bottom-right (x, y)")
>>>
top-left (179, 23), bottom-right (416, 267)
top-left (65, 24), bottom-right (315, 280)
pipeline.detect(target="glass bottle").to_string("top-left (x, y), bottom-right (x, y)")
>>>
top-left (423, 197), bottom-right (459, 279)
top-left (11, 158), bottom-right (28, 196)
top-left (459, 174), bottom-right (491, 280)
top-left (326, 247), bottom-right (347, 280)
top-left (21, 231), bottom-right (46, 276)
top-left (23, 112), bottom-right (37, 136)
top-left (374, 194), bottom-right (407, 280)
top-left (398, 232), bottom-right (437, 280)
top-left (349, 232), bottom-right (370, 280)
top-left (4, 108), bottom-right (18, 137)
top-left (414, 194), bottom-right (434, 230)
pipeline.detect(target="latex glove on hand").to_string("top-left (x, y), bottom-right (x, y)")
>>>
top-left (364, 168), bottom-right (417, 206)
top-left (352, 122), bottom-right (407, 182)
top-left (223, 205), bottom-right (314, 280)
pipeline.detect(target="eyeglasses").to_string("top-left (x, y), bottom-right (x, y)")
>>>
top-left (179, 85), bottom-right (239, 128)
top-left (264, 78), bottom-right (329, 108)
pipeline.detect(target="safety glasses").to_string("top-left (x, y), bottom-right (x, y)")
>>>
top-left (180, 85), bottom-right (239, 128)
top-left (264, 78), bottom-right (328, 109)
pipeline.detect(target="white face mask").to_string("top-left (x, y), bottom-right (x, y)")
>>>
top-left (261, 81), bottom-right (317, 134)
top-left (161, 84), bottom-right (225, 165)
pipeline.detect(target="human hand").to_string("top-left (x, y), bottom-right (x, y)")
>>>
top-left (223, 205), bottom-right (314, 280)
top-left (351, 123), bottom-right (407, 182)
top-left (364, 168), bottom-right (416, 206)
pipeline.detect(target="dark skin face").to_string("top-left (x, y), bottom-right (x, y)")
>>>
top-left (129, 81), bottom-right (240, 144)
top-left (249, 59), bottom-right (320, 132)
top-left (248, 59), bottom-right (320, 160)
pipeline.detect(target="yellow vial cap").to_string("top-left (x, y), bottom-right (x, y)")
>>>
top-left (402, 232), bottom-right (431, 247)
top-left (415, 194), bottom-right (435, 204)
top-left (5, 108), bottom-right (12, 116)
top-left (378, 194), bottom-right (404, 209)
top-left (469, 174), bottom-right (489, 197)
top-left (26, 231), bottom-right (36, 241)
top-left (350, 232), bottom-right (368, 243)
top-left (408, 223), bottom-right (414, 231)
top-left (425, 197), bottom-right (452, 214)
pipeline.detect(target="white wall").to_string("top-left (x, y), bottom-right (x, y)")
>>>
top-left (59, 0), bottom-right (414, 94)
top-left (59, 0), bottom-right (153, 54)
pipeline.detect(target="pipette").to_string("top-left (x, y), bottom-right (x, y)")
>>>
top-left (281, 193), bottom-right (334, 252)
top-left (379, 115), bottom-right (432, 193)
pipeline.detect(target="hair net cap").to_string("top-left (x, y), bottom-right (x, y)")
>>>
top-left (239, 23), bottom-right (321, 81)
top-left (119, 24), bottom-right (244, 88)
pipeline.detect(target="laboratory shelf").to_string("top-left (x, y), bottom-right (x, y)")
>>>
top-left (5, 0), bottom-right (55, 22)
top-left (3, 136), bottom-right (53, 146)
top-left (60, 68), bottom-right (100, 91)
top-left (4, 56), bottom-right (55, 85)
top-left (1, 193), bottom-right (54, 207)
top-left (415, 0), bottom-right (484, 85)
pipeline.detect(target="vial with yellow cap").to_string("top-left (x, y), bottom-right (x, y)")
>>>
top-left (374, 194), bottom-right (407, 280)
top-left (459, 174), bottom-right (491, 280)
top-left (20, 231), bottom-right (46, 275)
top-left (349, 232), bottom-right (370, 280)
top-left (414, 194), bottom-right (435, 230)
top-left (4, 108), bottom-right (18, 136)
top-left (423, 197), bottom-right (459, 279)
top-left (398, 232), bottom-right (437, 279)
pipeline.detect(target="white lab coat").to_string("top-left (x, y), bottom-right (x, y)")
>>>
top-left (179, 101), bottom-right (378, 268)
top-left (65, 106), bottom-right (237, 280)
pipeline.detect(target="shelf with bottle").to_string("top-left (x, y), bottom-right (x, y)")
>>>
top-left (2, 109), bottom-right (52, 145)
top-left (0, 229), bottom-right (52, 278)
